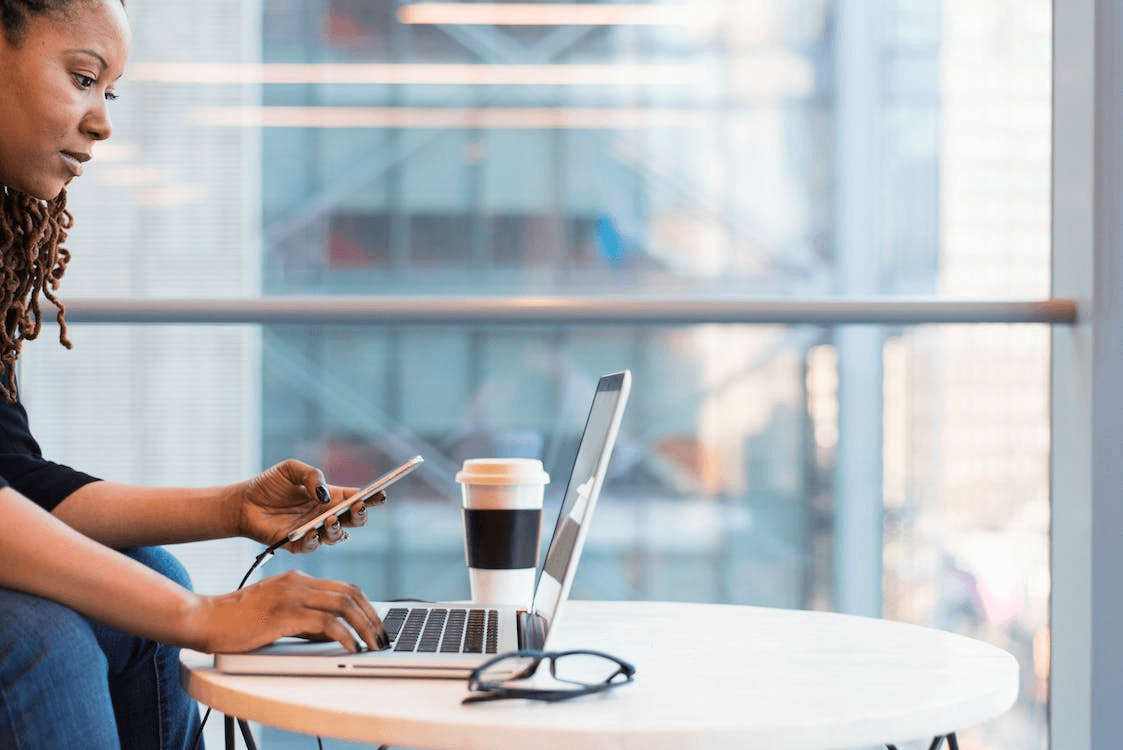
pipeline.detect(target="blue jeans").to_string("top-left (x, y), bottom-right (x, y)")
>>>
top-left (0, 547), bottom-right (204, 749)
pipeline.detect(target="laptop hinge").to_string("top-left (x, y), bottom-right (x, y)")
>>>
top-left (517, 611), bottom-right (548, 651)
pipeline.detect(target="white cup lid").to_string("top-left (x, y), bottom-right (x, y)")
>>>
top-left (456, 458), bottom-right (550, 486)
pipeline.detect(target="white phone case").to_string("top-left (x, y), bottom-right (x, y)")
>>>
top-left (286, 455), bottom-right (424, 542)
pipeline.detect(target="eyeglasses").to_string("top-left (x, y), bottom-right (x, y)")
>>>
top-left (463, 649), bottom-right (636, 704)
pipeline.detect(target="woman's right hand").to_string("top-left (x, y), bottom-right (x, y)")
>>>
top-left (188, 570), bottom-right (389, 654)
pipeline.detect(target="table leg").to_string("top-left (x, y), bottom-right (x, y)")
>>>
top-left (222, 715), bottom-right (260, 750)
top-left (238, 718), bottom-right (259, 749)
top-left (886, 732), bottom-right (959, 750)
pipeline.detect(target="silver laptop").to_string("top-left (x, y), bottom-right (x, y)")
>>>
top-left (214, 370), bottom-right (631, 678)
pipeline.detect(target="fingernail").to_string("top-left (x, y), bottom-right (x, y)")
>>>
top-left (307, 534), bottom-right (320, 548)
top-left (316, 484), bottom-right (330, 503)
top-left (355, 505), bottom-right (367, 518)
top-left (329, 520), bottom-right (341, 533)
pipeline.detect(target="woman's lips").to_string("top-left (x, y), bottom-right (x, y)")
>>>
top-left (59, 151), bottom-right (86, 177)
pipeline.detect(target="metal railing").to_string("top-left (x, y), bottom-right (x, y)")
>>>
top-left (50, 297), bottom-right (1078, 326)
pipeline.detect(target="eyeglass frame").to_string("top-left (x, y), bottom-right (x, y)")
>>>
top-left (462, 649), bottom-right (636, 704)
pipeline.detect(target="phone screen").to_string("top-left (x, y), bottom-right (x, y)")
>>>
top-left (286, 455), bottom-right (424, 542)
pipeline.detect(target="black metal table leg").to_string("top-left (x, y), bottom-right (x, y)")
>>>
top-left (222, 715), bottom-right (259, 750)
top-left (238, 719), bottom-right (259, 750)
top-left (887, 731), bottom-right (959, 750)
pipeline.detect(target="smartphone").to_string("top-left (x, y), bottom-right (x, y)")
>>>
top-left (286, 455), bottom-right (424, 543)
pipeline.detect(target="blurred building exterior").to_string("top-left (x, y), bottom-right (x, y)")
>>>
top-left (17, 0), bottom-right (1050, 748)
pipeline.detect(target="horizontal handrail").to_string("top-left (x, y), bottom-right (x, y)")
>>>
top-left (46, 297), bottom-right (1078, 326)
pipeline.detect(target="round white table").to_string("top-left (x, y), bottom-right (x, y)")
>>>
top-left (180, 600), bottom-right (1019, 750)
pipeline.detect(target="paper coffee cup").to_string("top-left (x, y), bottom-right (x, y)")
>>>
top-left (456, 458), bottom-right (549, 608)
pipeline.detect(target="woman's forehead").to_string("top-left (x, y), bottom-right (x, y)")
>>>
top-left (25, 0), bottom-right (131, 69)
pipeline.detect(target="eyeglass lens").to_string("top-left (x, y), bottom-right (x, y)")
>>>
top-left (550, 652), bottom-right (626, 686)
top-left (477, 651), bottom-right (627, 691)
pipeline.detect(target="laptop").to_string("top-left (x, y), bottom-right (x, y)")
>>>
top-left (214, 370), bottom-right (632, 678)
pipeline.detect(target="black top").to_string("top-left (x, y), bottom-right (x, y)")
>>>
top-left (0, 392), bottom-right (100, 511)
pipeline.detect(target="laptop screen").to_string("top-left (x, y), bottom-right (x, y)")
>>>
top-left (530, 371), bottom-right (631, 629)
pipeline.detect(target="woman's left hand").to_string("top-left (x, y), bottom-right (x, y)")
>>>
top-left (232, 459), bottom-right (383, 554)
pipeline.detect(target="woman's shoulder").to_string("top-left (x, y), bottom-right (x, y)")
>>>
top-left (0, 386), bottom-right (39, 454)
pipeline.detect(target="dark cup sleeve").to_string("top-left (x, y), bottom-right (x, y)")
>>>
top-left (463, 508), bottom-right (542, 569)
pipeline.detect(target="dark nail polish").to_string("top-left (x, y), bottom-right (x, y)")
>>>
top-left (316, 484), bottom-right (330, 503)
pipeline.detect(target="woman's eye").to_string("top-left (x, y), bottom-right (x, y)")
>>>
top-left (105, 91), bottom-right (118, 102)
top-left (74, 74), bottom-right (95, 88)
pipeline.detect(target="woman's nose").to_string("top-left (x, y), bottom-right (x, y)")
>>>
top-left (82, 101), bottom-right (113, 142)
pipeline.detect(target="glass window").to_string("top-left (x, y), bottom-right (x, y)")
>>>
top-left (17, 0), bottom-right (1052, 747)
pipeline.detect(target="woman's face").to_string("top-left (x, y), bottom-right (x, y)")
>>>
top-left (0, 0), bottom-right (131, 200)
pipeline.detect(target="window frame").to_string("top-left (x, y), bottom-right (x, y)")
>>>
top-left (41, 0), bottom-right (1107, 744)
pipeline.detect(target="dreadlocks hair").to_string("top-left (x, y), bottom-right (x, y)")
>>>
top-left (0, 0), bottom-right (127, 402)
top-left (0, 188), bottom-right (75, 402)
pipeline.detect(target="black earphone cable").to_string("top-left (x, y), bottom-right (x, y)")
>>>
top-left (187, 543), bottom-right (282, 750)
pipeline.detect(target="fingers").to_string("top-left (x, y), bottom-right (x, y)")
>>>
top-left (297, 587), bottom-right (387, 652)
top-left (285, 530), bottom-right (321, 555)
top-left (281, 488), bottom-right (385, 556)
top-left (336, 492), bottom-right (384, 531)
top-left (352, 502), bottom-right (368, 525)
top-left (288, 523), bottom-right (345, 554)
top-left (341, 501), bottom-right (367, 530)
top-left (315, 496), bottom-right (384, 542)
top-left (321, 515), bottom-right (349, 545)
top-left (280, 572), bottom-right (388, 652)
top-left (201, 571), bottom-right (390, 654)
top-left (234, 573), bottom-right (388, 653)
top-left (272, 459), bottom-right (386, 516)
top-left (284, 513), bottom-right (351, 555)
top-left (277, 458), bottom-right (331, 504)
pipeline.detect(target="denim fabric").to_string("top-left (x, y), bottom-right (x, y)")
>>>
top-left (0, 547), bottom-right (204, 750)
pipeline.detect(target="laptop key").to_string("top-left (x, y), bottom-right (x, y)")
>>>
top-left (486, 610), bottom-right (498, 654)
top-left (394, 608), bottom-right (428, 652)
top-left (382, 608), bottom-right (409, 642)
top-left (440, 609), bottom-right (467, 653)
top-left (463, 609), bottom-right (486, 653)
top-left (417, 609), bottom-right (447, 653)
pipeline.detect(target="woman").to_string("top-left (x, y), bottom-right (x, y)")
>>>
top-left (0, 1), bottom-right (389, 747)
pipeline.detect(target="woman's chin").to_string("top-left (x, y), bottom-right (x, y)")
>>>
top-left (6, 181), bottom-right (65, 203)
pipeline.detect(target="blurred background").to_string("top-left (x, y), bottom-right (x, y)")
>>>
top-left (19, 0), bottom-right (1051, 748)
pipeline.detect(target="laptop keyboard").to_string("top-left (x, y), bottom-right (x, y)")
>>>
top-left (382, 607), bottom-right (499, 654)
